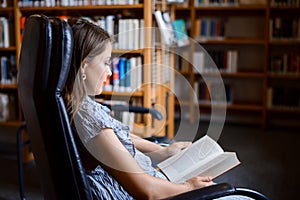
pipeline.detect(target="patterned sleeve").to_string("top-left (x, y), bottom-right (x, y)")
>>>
top-left (74, 98), bottom-right (114, 145)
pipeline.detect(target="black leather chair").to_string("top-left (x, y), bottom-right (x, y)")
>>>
top-left (17, 15), bottom-right (269, 200)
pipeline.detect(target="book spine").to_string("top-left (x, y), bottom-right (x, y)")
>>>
top-left (0, 17), bottom-right (9, 48)
top-left (1, 56), bottom-right (8, 84)
top-left (112, 57), bottom-right (120, 91)
top-left (0, 93), bottom-right (10, 122)
top-left (125, 58), bottom-right (131, 91)
top-left (118, 57), bottom-right (126, 92)
top-left (139, 19), bottom-right (144, 49)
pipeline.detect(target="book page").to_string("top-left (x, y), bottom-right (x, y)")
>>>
top-left (178, 152), bottom-right (240, 183)
top-left (157, 135), bottom-right (224, 183)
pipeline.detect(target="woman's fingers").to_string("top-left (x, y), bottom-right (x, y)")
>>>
top-left (198, 176), bottom-right (213, 182)
top-left (186, 176), bottom-right (215, 189)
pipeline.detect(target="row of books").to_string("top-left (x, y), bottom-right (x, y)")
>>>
top-left (1, 55), bottom-right (17, 85)
top-left (194, 81), bottom-right (232, 104)
top-left (195, 18), bottom-right (225, 41)
top-left (270, 0), bottom-right (300, 6)
top-left (20, 15), bottom-right (145, 50)
top-left (94, 16), bottom-right (145, 50)
top-left (269, 53), bottom-right (300, 74)
top-left (270, 18), bottom-right (300, 40)
top-left (267, 87), bottom-right (300, 109)
top-left (178, 50), bottom-right (238, 73)
top-left (103, 55), bottom-right (143, 92)
top-left (154, 10), bottom-right (190, 47)
top-left (17, 0), bottom-right (140, 7)
top-left (206, 50), bottom-right (238, 73)
top-left (195, 0), bottom-right (238, 6)
top-left (0, 17), bottom-right (10, 48)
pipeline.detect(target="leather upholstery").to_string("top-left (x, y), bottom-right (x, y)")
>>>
top-left (18, 15), bottom-right (92, 200)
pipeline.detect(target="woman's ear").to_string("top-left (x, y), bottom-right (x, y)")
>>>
top-left (81, 62), bottom-right (88, 81)
top-left (81, 61), bottom-right (88, 74)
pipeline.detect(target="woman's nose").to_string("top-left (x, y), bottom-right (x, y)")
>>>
top-left (106, 65), bottom-right (112, 76)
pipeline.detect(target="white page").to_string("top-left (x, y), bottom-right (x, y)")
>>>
top-left (178, 152), bottom-right (240, 183)
top-left (157, 135), bottom-right (224, 182)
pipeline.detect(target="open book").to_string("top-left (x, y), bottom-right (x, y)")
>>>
top-left (157, 135), bottom-right (240, 183)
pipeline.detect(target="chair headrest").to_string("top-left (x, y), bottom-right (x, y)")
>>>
top-left (47, 17), bottom-right (73, 93)
top-left (18, 15), bottom-right (52, 96)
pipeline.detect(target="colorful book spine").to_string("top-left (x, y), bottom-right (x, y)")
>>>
top-left (118, 57), bottom-right (126, 92)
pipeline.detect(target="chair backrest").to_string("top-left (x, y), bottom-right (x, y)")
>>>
top-left (18, 15), bottom-right (92, 200)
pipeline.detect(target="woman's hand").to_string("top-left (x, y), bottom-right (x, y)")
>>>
top-left (145, 141), bottom-right (192, 163)
top-left (185, 176), bottom-right (215, 190)
top-left (162, 141), bottom-right (192, 158)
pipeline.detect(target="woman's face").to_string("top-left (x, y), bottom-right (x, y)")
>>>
top-left (83, 42), bottom-right (112, 95)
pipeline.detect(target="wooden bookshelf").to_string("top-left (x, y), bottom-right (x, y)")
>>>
top-left (0, 47), bottom-right (17, 51)
top-left (267, 1), bottom-right (300, 127)
top-left (0, 84), bottom-right (18, 89)
top-left (0, 1), bottom-right (20, 127)
top-left (0, 0), bottom-right (175, 138)
top-left (173, 0), bottom-right (300, 128)
top-left (101, 90), bottom-right (144, 97)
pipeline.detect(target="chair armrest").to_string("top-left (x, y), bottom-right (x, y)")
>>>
top-left (163, 183), bottom-right (235, 200)
top-left (163, 183), bottom-right (269, 200)
top-left (101, 103), bottom-right (163, 120)
top-left (235, 187), bottom-right (269, 200)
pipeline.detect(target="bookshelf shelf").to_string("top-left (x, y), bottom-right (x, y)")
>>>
top-left (222, 72), bottom-right (264, 78)
top-left (269, 39), bottom-right (300, 45)
top-left (199, 103), bottom-right (263, 111)
top-left (0, 120), bottom-right (22, 127)
top-left (0, 47), bottom-right (16, 51)
top-left (101, 90), bottom-right (144, 97)
top-left (227, 103), bottom-right (263, 111)
top-left (112, 49), bottom-right (144, 54)
top-left (196, 38), bottom-right (266, 45)
top-left (267, 107), bottom-right (300, 114)
top-left (0, 7), bottom-right (14, 12)
top-left (0, 84), bottom-right (18, 89)
top-left (267, 73), bottom-right (300, 79)
top-left (270, 6), bottom-right (300, 10)
top-left (174, 5), bottom-right (190, 10)
top-left (198, 72), bottom-right (265, 78)
top-left (195, 5), bottom-right (267, 10)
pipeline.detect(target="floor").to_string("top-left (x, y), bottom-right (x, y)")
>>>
top-left (0, 122), bottom-right (299, 200)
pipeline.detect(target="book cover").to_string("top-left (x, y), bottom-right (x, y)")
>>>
top-left (118, 57), bottom-right (126, 92)
top-left (172, 19), bottom-right (190, 47)
top-left (154, 10), bottom-right (176, 46)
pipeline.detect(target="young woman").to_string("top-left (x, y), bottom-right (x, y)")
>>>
top-left (63, 18), bottom-right (214, 200)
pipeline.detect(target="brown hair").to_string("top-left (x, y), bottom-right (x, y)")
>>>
top-left (63, 18), bottom-right (112, 121)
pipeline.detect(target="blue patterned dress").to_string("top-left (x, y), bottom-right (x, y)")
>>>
top-left (74, 96), bottom-right (167, 200)
top-left (74, 96), bottom-right (253, 200)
